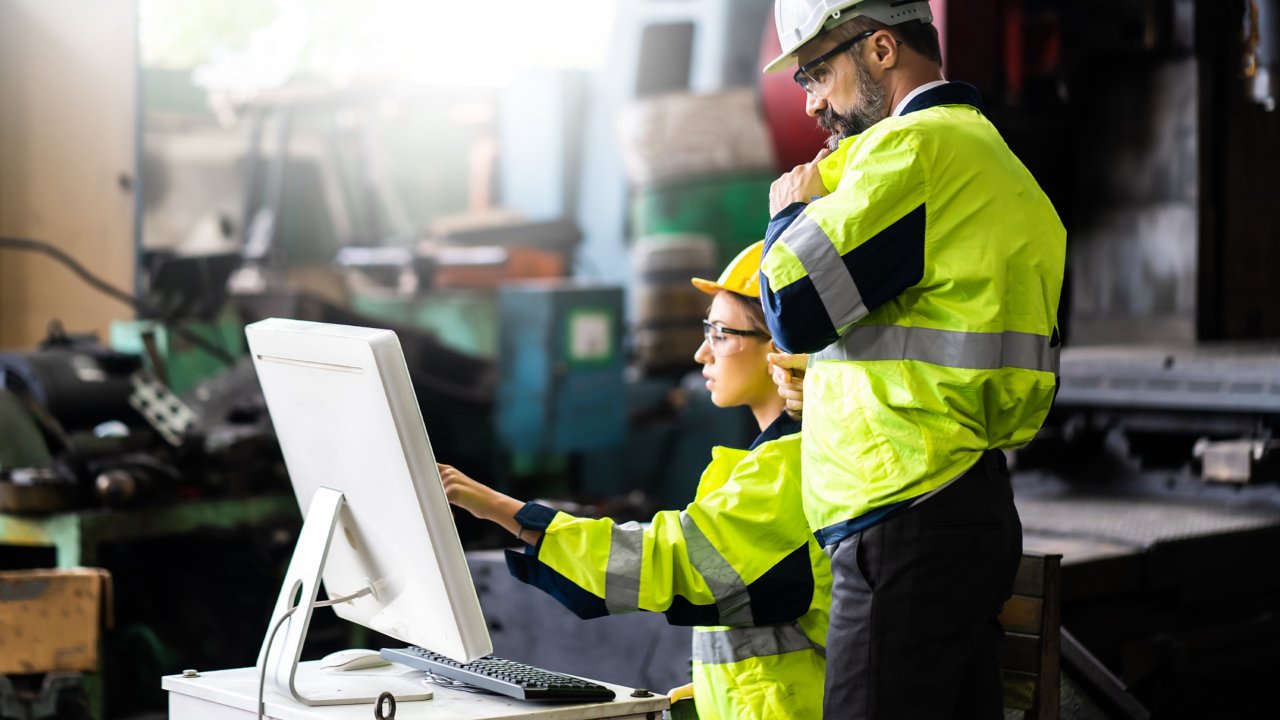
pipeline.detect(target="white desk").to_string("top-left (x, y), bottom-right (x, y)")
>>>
top-left (164, 663), bottom-right (670, 720)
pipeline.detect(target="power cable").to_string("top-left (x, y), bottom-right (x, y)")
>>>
top-left (0, 236), bottom-right (137, 307)
top-left (0, 236), bottom-right (238, 366)
top-left (257, 587), bottom-right (373, 720)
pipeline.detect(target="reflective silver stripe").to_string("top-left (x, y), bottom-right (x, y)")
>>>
top-left (692, 623), bottom-right (821, 665)
top-left (605, 521), bottom-right (644, 613)
top-left (780, 214), bottom-right (868, 329)
top-left (680, 512), bottom-right (753, 626)
top-left (814, 325), bottom-right (1058, 373)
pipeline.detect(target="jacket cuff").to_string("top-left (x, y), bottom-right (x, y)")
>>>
top-left (503, 548), bottom-right (611, 619)
top-left (764, 202), bottom-right (807, 250)
top-left (515, 501), bottom-right (558, 531)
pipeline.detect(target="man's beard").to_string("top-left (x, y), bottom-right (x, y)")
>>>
top-left (817, 53), bottom-right (889, 149)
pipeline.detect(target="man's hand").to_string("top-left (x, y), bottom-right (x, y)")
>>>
top-left (768, 352), bottom-right (808, 418)
top-left (769, 148), bottom-right (832, 216)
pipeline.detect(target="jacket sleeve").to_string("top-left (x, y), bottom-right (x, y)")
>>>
top-left (505, 441), bottom-right (815, 628)
top-left (761, 127), bottom-right (928, 354)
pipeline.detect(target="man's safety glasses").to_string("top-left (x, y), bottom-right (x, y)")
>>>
top-left (792, 29), bottom-right (878, 94)
top-left (702, 320), bottom-right (767, 357)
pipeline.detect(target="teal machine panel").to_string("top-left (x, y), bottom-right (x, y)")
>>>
top-left (497, 283), bottom-right (625, 454)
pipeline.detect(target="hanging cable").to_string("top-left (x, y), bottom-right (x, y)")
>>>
top-left (0, 236), bottom-right (238, 366)
top-left (0, 236), bottom-right (137, 307)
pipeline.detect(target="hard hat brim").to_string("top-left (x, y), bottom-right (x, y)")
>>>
top-left (762, 49), bottom-right (800, 75)
top-left (690, 277), bottom-right (762, 299)
top-left (690, 277), bottom-right (726, 296)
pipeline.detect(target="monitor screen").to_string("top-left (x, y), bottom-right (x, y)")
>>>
top-left (247, 318), bottom-right (492, 663)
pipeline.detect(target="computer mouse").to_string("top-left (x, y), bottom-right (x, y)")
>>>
top-left (319, 648), bottom-right (392, 671)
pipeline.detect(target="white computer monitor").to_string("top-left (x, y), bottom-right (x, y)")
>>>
top-left (246, 318), bottom-right (491, 706)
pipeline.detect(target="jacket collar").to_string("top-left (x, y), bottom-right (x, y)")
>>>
top-left (899, 80), bottom-right (986, 116)
top-left (749, 412), bottom-right (801, 451)
top-left (817, 81), bottom-right (986, 190)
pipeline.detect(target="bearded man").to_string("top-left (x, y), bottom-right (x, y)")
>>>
top-left (757, 2), bottom-right (1067, 718)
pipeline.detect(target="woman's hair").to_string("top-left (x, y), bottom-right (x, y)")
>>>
top-left (722, 291), bottom-right (771, 337)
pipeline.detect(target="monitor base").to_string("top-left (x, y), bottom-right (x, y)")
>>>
top-left (256, 487), bottom-right (432, 706)
top-left (293, 664), bottom-right (432, 705)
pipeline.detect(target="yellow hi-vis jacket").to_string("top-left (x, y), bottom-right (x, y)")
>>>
top-left (760, 82), bottom-right (1065, 546)
top-left (505, 414), bottom-right (829, 720)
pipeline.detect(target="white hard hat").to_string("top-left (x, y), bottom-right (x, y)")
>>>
top-left (763, 0), bottom-right (934, 74)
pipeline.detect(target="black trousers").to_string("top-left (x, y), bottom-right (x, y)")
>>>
top-left (822, 451), bottom-right (1022, 720)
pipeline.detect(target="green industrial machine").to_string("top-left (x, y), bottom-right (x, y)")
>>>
top-left (630, 173), bottom-right (775, 266)
top-left (351, 290), bottom-right (500, 359)
top-left (0, 390), bottom-right (53, 471)
top-left (109, 315), bottom-right (245, 397)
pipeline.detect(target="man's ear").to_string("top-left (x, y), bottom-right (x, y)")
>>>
top-left (871, 30), bottom-right (900, 69)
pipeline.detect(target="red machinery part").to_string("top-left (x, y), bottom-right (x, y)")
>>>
top-left (758, 5), bottom-right (829, 172)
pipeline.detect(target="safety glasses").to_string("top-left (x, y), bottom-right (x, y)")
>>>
top-left (702, 320), bottom-right (767, 357)
top-left (792, 29), bottom-right (878, 94)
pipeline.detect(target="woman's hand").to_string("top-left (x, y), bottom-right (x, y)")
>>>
top-left (439, 463), bottom-right (498, 519)
top-left (438, 464), bottom-right (540, 545)
top-left (767, 352), bottom-right (808, 418)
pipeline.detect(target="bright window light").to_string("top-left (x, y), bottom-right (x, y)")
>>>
top-left (142, 0), bottom-right (617, 90)
top-left (354, 0), bottom-right (615, 86)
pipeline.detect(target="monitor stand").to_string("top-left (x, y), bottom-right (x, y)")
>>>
top-left (257, 487), bottom-right (432, 706)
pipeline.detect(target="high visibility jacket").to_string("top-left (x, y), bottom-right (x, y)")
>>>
top-left (760, 82), bottom-right (1065, 545)
top-left (506, 414), bottom-right (829, 720)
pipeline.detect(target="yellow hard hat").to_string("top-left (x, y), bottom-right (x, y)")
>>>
top-left (691, 241), bottom-right (764, 298)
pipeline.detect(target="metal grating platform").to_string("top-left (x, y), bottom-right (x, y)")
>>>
top-left (1055, 343), bottom-right (1280, 413)
top-left (1017, 493), bottom-right (1280, 548)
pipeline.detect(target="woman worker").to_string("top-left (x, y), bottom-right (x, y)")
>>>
top-left (440, 241), bottom-right (830, 719)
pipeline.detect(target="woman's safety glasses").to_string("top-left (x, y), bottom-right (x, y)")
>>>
top-left (702, 320), bottom-right (767, 357)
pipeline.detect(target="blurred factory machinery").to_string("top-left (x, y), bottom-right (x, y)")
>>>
top-left (4, 0), bottom-right (1280, 718)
